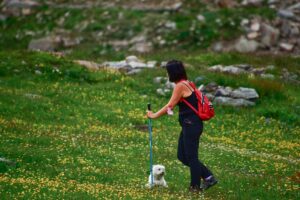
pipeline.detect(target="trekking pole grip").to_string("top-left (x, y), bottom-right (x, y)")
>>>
top-left (147, 103), bottom-right (151, 111)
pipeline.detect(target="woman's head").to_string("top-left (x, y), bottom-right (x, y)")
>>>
top-left (166, 60), bottom-right (187, 83)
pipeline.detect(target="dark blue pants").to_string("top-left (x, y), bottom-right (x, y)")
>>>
top-left (177, 114), bottom-right (213, 187)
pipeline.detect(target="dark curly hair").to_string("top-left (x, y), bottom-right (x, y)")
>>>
top-left (166, 60), bottom-right (187, 83)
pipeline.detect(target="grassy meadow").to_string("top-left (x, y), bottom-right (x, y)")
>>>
top-left (0, 50), bottom-right (299, 199)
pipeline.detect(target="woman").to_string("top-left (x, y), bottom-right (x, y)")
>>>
top-left (146, 60), bottom-right (217, 192)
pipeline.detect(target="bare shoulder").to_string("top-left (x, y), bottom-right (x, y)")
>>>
top-left (175, 81), bottom-right (190, 91)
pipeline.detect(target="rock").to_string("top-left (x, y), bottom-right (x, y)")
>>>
top-left (35, 70), bottom-right (42, 75)
top-left (236, 64), bottom-right (253, 71)
top-left (281, 69), bottom-right (299, 83)
top-left (165, 81), bottom-right (176, 89)
top-left (101, 56), bottom-right (156, 74)
top-left (260, 73), bottom-right (275, 79)
top-left (171, 2), bottom-right (183, 11)
top-left (3, 0), bottom-right (39, 8)
top-left (108, 40), bottom-right (130, 50)
top-left (260, 23), bottom-right (280, 48)
top-left (205, 93), bottom-right (215, 101)
top-left (231, 87), bottom-right (259, 100)
top-left (125, 1), bottom-right (182, 12)
top-left (153, 77), bottom-right (167, 84)
top-left (241, 0), bottom-right (263, 6)
top-left (130, 42), bottom-right (153, 53)
top-left (266, 65), bottom-right (276, 70)
top-left (203, 82), bottom-right (218, 93)
top-left (288, 3), bottom-right (300, 11)
top-left (222, 66), bottom-right (246, 75)
top-left (156, 88), bottom-right (165, 96)
top-left (208, 65), bottom-right (224, 72)
top-left (235, 36), bottom-right (259, 53)
top-left (215, 87), bottom-right (231, 97)
top-left (278, 9), bottom-right (295, 20)
top-left (197, 15), bottom-right (206, 22)
top-left (24, 93), bottom-right (42, 99)
top-left (156, 88), bottom-right (171, 96)
top-left (129, 35), bottom-right (153, 53)
top-left (126, 69), bottom-right (142, 75)
top-left (160, 61), bottom-right (168, 68)
top-left (2, 0), bottom-right (40, 16)
top-left (280, 20), bottom-right (291, 38)
top-left (214, 97), bottom-right (255, 106)
top-left (194, 76), bottom-right (205, 84)
top-left (164, 88), bottom-right (171, 94)
top-left (268, 0), bottom-right (279, 4)
top-left (61, 37), bottom-right (82, 48)
top-left (103, 61), bottom-right (128, 69)
top-left (74, 60), bottom-right (101, 71)
top-left (251, 67), bottom-right (266, 75)
top-left (165, 21), bottom-right (176, 29)
top-left (127, 61), bottom-right (147, 68)
top-left (279, 42), bottom-right (294, 51)
top-left (247, 32), bottom-right (259, 39)
top-left (28, 36), bottom-right (62, 51)
top-left (212, 42), bottom-right (223, 52)
top-left (215, 0), bottom-right (236, 8)
top-left (291, 25), bottom-right (300, 36)
top-left (250, 22), bottom-right (260, 32)
top-left (0, 157), bottom-right (17, 167)
top-left (125, 55), bottom-right (139, 63)
top-left (241, 19), bottom-right (250, 26)
top-left (147, 61), bottom-right (157, 68)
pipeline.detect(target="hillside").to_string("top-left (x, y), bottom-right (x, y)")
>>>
top-left (0, 0), bottom-right (300, 199)
top-left (1, 0), bottom-right (300, 58)
top-left (0, 50), bottom-right (299, 199)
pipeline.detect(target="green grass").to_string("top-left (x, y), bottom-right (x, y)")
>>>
top-left (0, 50), bottom-right (299, 199)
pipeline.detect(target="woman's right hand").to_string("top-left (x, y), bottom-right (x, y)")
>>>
top-left (146, 110), bottom-right (156, 119)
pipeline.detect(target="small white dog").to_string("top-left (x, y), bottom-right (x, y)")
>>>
top-left (146, 164), bottom-right (168, 188)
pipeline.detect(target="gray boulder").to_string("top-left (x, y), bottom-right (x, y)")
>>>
top-left (235, 36), bottom-right (260, 53)
top-left (208, 65), bottom-right (223, 72)
top-left (223, 65), bottom-right (247, 75)
top-left (74, 60), bottom-right (102, 71)
top-left (231, 87), bottom-right (259, 100)
top-left (28, 36), bottom-right (62, 51)
top-left (153, 77), bottom-right (168, 84)
top-left (278, 10), bottom-right (295, 20)
top-left (260, 23), bottom-right (280, 48)
top-left (0, 157), bottom-right (17, 167)
top-left (2, 0), bottom-right (40, 16)
top-left (214, 97), bottom-right (255, 106)
top-left (215, 86), bottom-right (232, 97)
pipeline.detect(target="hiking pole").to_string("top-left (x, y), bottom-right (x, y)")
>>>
top-left (147, 103), bottom-right (154, 188)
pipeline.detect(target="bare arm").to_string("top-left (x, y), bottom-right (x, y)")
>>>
top-left (147, 83), bottom-right (185, 119)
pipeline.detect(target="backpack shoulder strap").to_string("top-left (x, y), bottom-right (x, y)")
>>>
top-left (180, 81), bottom-right (194, 92)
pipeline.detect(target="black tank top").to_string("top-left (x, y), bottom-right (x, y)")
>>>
top-left (178, 83), bottom-right (198, 116)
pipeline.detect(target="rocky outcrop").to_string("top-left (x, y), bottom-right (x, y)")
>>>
top-left (213, 1), bottom-right (300, 54)
top-left (27, 28), bottom-right (83, 51)
top-left (153, 76), bottom-right (259, 107)
top-left (1, 0), bottom-right (40, 17)
top-left (208, 64), bottom-right (275, 79)
top-left (28, 36), bottom-right (62, 51)
top-left (201, 83), bottom-right (259, 107)
top-left (75, 55), bottom-right (157, 75)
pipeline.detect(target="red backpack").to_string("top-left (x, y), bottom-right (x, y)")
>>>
top-left (180, 81), bottom-right (215, 121)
